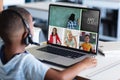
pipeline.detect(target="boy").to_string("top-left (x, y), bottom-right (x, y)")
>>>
top-left (0, 7), bottom-right (97, 80)
top-left (81, 35), bottom-right (92, 51)
top-left (80, 35), bottom-right (95, 53)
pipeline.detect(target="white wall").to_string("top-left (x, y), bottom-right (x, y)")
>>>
top-left (3, 0), bottom-right (25, 6)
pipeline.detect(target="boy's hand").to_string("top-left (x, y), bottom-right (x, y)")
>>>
top-left (45, 57), bottom-right (97, 80)
top-left (80, 57), bottom-right (97, 70)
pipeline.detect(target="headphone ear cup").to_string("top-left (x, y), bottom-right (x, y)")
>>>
top-left (23, 34), bottom-right (30, 45)
top-left (24, 33), bottom-right (34, 45)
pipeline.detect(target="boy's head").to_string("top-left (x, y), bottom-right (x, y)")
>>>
top-left (84, 35), bottom-right (90, 43)
top-left (0, 7), bottom-right (33, 45)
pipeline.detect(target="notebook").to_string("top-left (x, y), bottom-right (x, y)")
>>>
top-left (98, 41), bottom-right (120, 57)
top-left (28, 4), bottom-right (100, 67)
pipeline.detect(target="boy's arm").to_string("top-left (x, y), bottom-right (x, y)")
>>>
top-left (44, 57), bottom-right (97, 80)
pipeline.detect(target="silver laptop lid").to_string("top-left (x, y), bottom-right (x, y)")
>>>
top-left (47, 4), bottom-right (100, 55)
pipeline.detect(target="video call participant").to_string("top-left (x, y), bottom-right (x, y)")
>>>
top-left (48, 27), bottom-right (61, 45)
top-left (80, 35), bottom-right (95, 53)
top-left (64, 30), bottom-right (77, 48)
top-left (67, 13), bottom-right (78, 29)
top-left (0, 7), bottom-right (97, 80)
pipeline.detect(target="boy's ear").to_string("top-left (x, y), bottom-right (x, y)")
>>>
top-left (22, 32), bottom-right (28, 39)
top-left (22, 32), bottom-right (28, 44)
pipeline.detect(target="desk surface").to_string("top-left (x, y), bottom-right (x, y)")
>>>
top-left (26, 45), bottom-right (120, 80)
top-left (46, 54), bottom-right (120, 80)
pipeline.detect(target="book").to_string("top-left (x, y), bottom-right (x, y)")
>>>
top-left (98, 41), bottom-right (120, 57)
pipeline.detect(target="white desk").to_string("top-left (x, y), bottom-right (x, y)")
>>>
top-left (26, 44), bottom-right (120, 80)
top-left (78, 54), bottom-right (120, 80)
top-left (83, 0), bottom-right (120, 41)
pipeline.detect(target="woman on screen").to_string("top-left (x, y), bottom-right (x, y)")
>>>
top-left (49, 27), bottom-right (61, 45)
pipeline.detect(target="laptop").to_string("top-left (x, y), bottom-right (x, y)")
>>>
top-left (28, 4), bottom-right (100, 67)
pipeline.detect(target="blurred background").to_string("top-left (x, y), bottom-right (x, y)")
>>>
top-left (3, 0), bottom-right (120, 42)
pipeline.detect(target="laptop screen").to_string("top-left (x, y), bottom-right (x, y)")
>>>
top-left (48, 4), bottom-right (100, 54)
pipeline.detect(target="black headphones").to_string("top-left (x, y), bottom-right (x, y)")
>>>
top-left (5, 9), bottom-right (40, 46)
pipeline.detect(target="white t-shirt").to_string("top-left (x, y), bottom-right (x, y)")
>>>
top-left (53, 36), bottom-right (56, 44)
top-left (0, 46), bottom-right (50, 80)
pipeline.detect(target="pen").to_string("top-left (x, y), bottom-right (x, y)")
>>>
top-left (98, 50), bottom-right (105, 56)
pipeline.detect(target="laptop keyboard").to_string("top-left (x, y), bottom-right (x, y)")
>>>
top-left (37, 46), bottom-right (85, 59)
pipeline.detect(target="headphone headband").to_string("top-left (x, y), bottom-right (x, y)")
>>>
top-left (4, 9), bottom-right (40, 46)
top-left (5, 9), bottom-right (31, 33)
